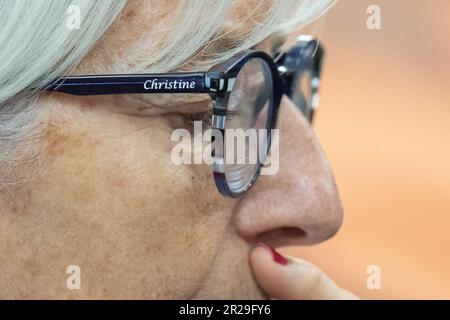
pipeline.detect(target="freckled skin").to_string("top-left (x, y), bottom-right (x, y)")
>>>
top-left (0, 1), bottom-right (343, 299)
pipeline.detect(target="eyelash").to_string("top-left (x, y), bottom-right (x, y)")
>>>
top-left (183, 109), bottom-right (213, 128)
top-left (182, 109), bottom-right (239, 130)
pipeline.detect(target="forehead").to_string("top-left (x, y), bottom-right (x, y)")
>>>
top-left (77, 0), bottom-right (276, 74)
top-left (72, 0), bottom-right (282, 110)
top-left (116, 0), bottom-right (266, 38)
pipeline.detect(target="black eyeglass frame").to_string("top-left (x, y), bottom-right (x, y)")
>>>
top-left (43, 38), bottom-right (324, 197)
top-left (276, 35), bottom-right (324, 123)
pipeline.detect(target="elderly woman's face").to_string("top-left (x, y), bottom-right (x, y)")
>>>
top-left (0, 1), bottom-right (342, 299)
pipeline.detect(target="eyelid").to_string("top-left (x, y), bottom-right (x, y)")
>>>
top-left (127, 92), bottom-right (212, 113)
top-left (178, 98), bottom-right (213, 115)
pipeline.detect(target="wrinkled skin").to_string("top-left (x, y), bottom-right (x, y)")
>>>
top-left (0, 0), bottom-right (342, 299)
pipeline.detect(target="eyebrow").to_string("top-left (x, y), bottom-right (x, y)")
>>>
top-left (251, 33), bottom-right (287, 56)
top-left (271, 34), bottom-right (287, 54)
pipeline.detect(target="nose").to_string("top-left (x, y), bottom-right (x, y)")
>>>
top-left (233, 96), bottom-right (343, 247)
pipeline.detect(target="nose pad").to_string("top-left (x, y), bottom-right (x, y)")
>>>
top-left (233, 96), bottom-right (343, 247)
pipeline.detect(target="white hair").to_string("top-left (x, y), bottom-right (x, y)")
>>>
top-left (0, 0), bottom-right (334, 190)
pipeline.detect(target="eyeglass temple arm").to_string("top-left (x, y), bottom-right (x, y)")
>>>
top-left (43, 72), bottom-right (226, 96)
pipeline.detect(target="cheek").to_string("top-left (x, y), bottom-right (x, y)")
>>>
top-left (22, 112), bottom-right (230, 298)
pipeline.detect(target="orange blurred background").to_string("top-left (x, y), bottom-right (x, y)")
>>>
top-left (285, 0), bottom-right (450, 299)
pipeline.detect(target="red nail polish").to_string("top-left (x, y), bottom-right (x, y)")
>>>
top-left (258, 243), bottom-right (288, 265)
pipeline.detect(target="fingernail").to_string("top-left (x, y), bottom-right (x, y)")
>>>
top-left (258, 243), bottom-right (288, 266)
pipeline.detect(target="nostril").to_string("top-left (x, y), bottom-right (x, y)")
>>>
top-left (253, 227), bottom-right (306, 248)
top-left (275, 227), bottom-right (306, 238)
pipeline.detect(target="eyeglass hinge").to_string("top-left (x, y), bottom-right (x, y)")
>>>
top-left (205, 72), bottom-right (226, 93)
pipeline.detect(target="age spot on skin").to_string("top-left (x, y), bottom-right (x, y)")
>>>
top-left (41, 121), bottom-right (102, 204)
top-left (45, 122), bottom-right (91, 158)
top-left (23, 256), bottom-right (42, 277)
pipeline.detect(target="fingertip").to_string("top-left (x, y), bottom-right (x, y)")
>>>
top-left (250, 243), bottom-right (289, 273)
top-left (250, 244), bottom-right (293, 299)
top-left (250, 243), bottom-right (274, 265)
top-left (250, 244), bottom-right (358, 300)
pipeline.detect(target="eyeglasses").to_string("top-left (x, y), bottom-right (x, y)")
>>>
top-left (43, 36), bottom-right (324, 197)
top-left (277, 35), bottom-right (324, 123)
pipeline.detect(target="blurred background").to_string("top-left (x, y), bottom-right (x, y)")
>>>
top-left (285, 0), bottom-right (450, 299)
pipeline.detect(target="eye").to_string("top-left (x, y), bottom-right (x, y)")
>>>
top-left (166, 98), bottom-right (214, 131)
top-left (182, 109), bottom-right (213, 129)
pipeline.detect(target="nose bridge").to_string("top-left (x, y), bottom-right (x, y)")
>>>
top-left (233, 97), bottom-right (343, 246)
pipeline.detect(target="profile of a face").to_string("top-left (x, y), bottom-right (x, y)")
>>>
top-left (0, 0), bottom-right (342, 299)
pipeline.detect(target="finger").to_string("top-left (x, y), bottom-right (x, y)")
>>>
top-left (250, 243), bottom-right (358, 300)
